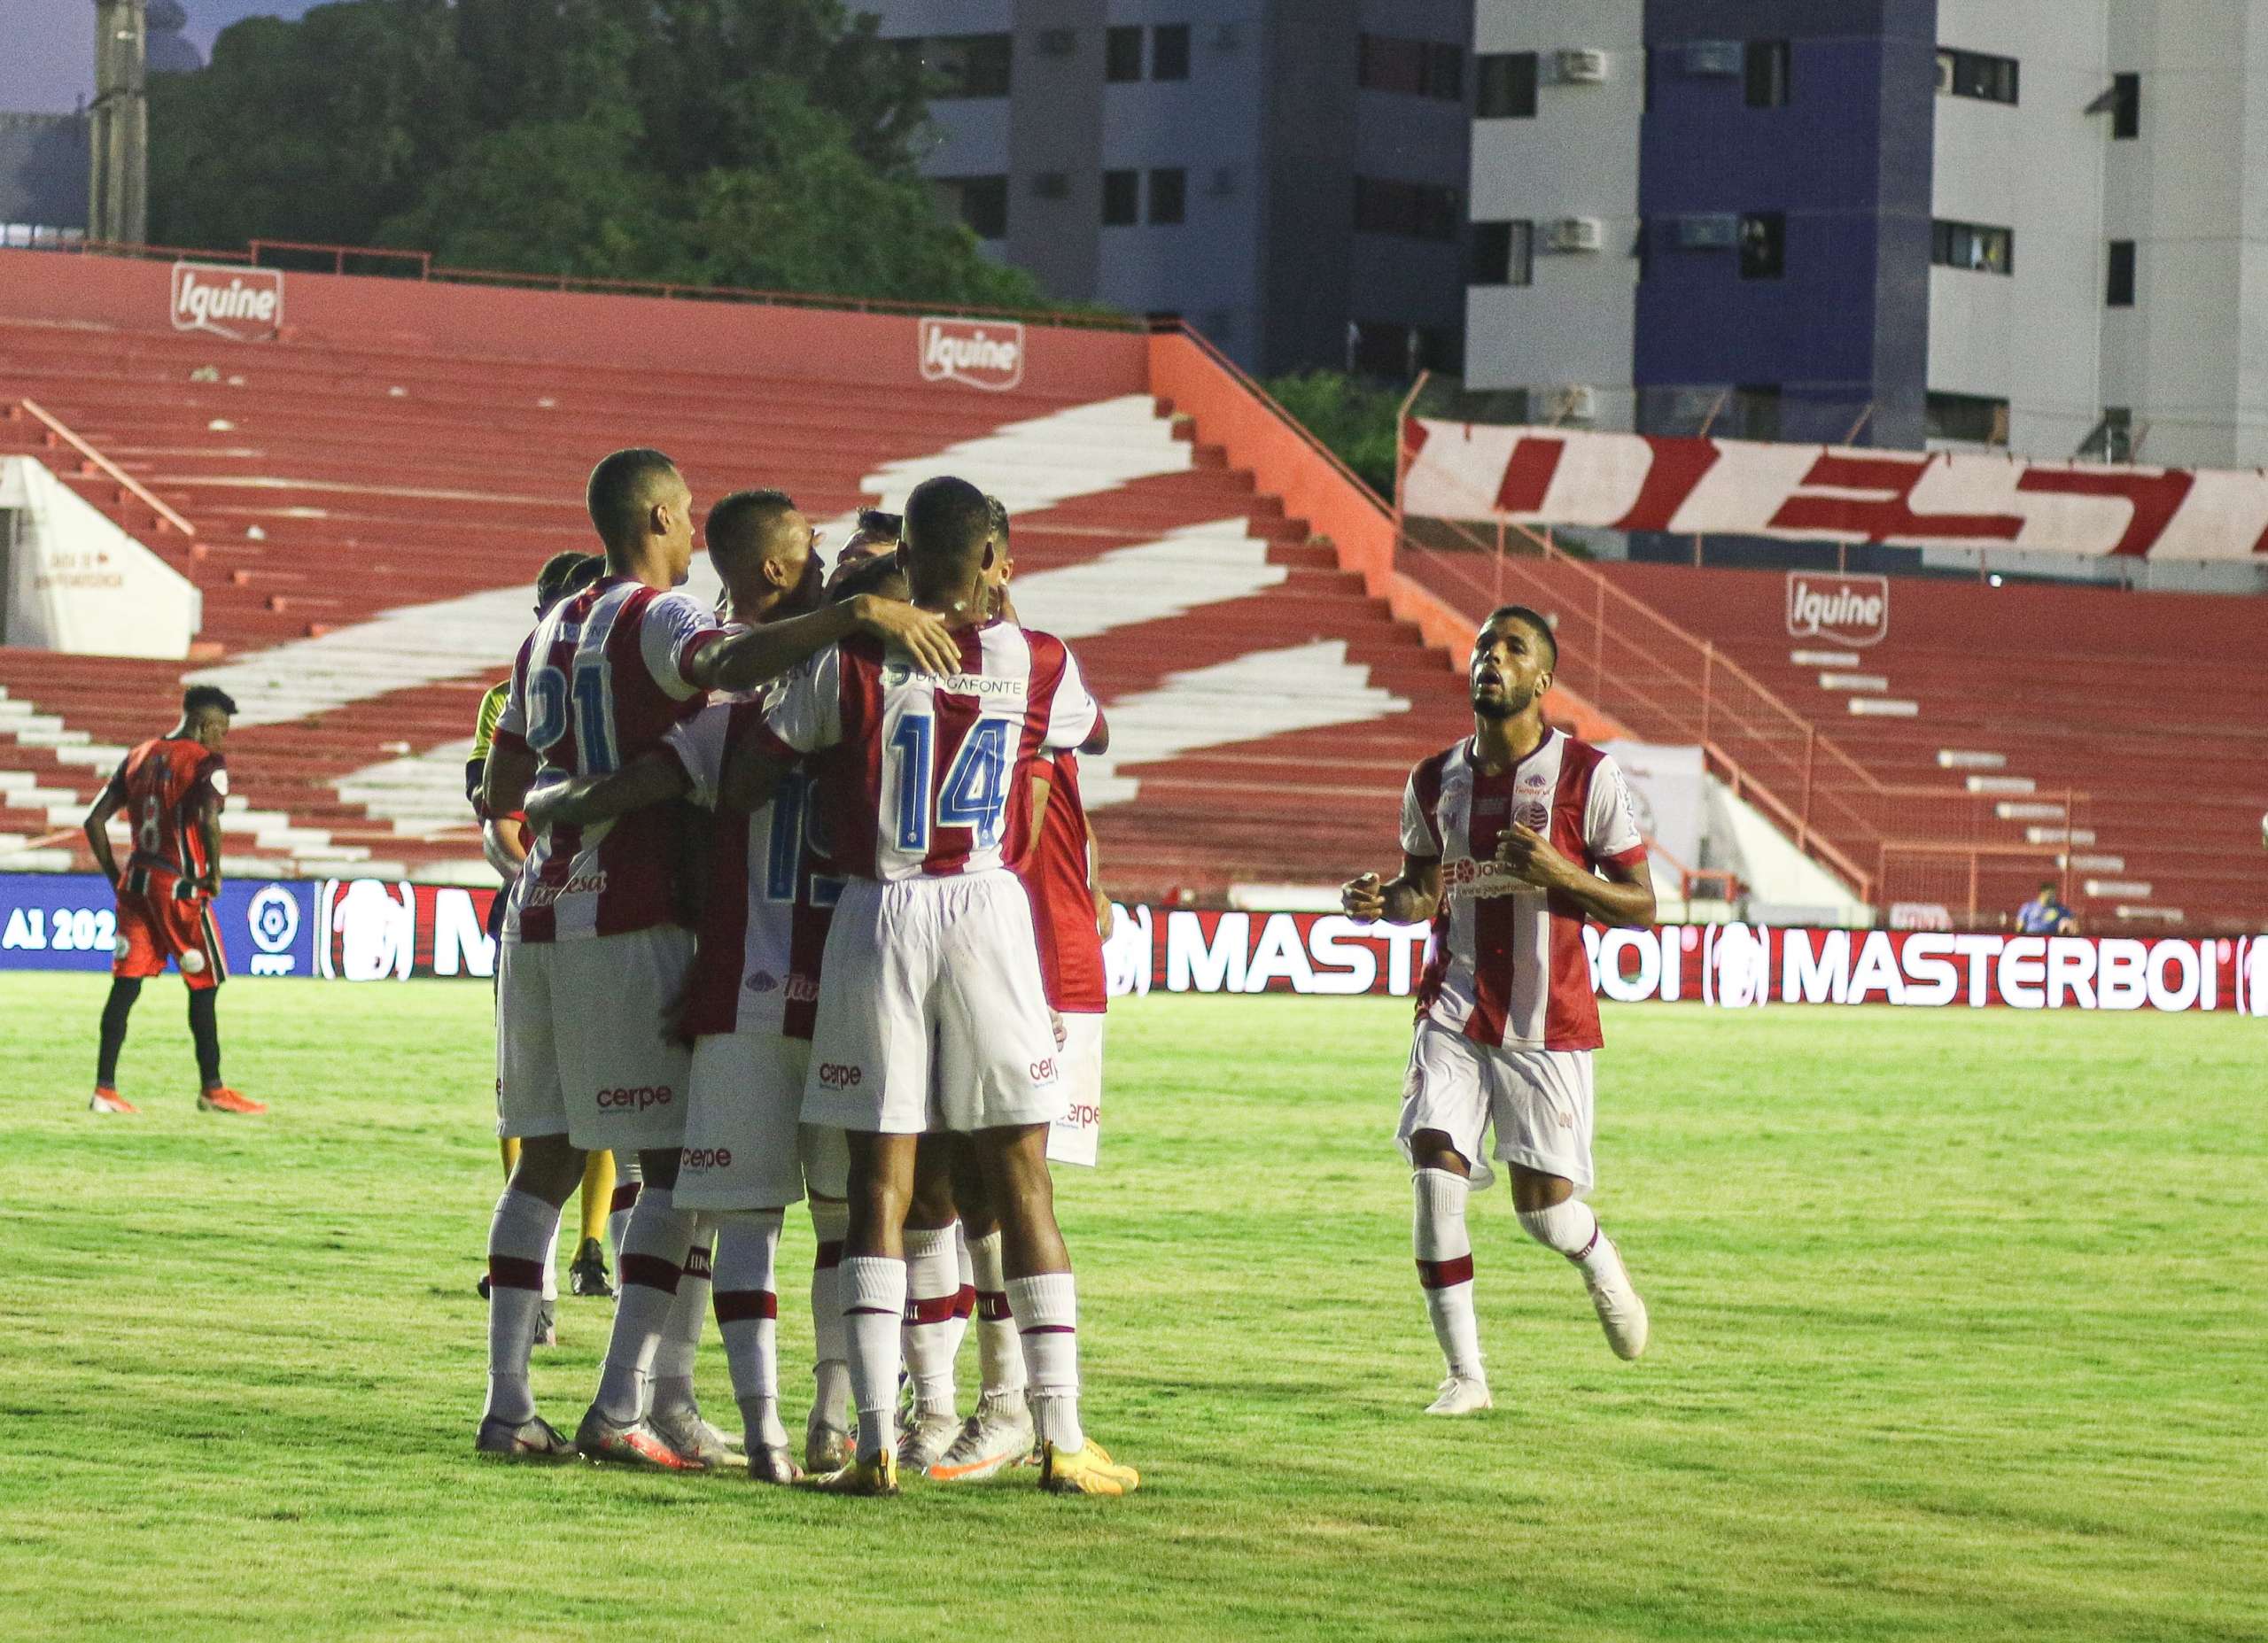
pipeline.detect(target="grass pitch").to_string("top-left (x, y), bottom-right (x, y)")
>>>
top-left (0, 973), bottom-right (2262, 1642)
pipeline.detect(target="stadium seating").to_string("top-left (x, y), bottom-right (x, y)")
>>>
top-left (0, 292), bottom-right (1465, 898)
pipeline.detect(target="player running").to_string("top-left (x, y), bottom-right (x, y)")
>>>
top-left (80, 685), bottom-right (264, 1116)
top-left (1340, 605), bottom-right (1654, 1416)
top-left (472, 448), bottom-right (959, 1463)
top-left (713, 474), bottom-right (1137, 1498)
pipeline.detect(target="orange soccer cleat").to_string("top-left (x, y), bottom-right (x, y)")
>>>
top-left (89, 1086), bottom-right (139, 1115)
top-left (197, 1086), bottom-right (268, 1116)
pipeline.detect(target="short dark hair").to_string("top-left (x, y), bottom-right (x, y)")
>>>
top-left (984, 493), bottom-right (1010, 545)
top-left (534, 550), bottom-right (602, 609)
top-left (585, 447), bottom-right (681, 547)
top-left (2039, 880), bottom-right (2059, 895)
top-left (902, 476), bottom-right (992, 588)
top-left (706, 488), bottom-right (799, 563)
top-left (854, 508), bottom-right (903, 542)
top-left (1484, 604), bottom-right (1558, 670)
top-left (183, 684), bottom-right (237, 719)
top-left (828, 549), bottom-right (909, 605)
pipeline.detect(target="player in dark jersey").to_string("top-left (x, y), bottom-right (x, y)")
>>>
top-left (80, 684), bottom-right (265, 1115)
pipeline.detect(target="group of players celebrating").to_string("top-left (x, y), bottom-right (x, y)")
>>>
top-left (472, 452), bottom-right (1130, 1496)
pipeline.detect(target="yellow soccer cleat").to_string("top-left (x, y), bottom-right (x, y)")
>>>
top-left (1039, 1438), bottom-right (1139, 1497)
top-left (795, 1448), bottom-right (899, 1497)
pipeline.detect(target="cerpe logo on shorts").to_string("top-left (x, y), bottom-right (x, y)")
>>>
top-left (817, 1063), bottom-right (863, 1089)
top-left (680, 1146), bottom-right (733, 1171)
top-left (595, 1085), bottom-right (674, 1112)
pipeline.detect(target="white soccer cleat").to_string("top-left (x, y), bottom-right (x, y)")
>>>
top-left (896, 1411), bottom-right (961, 1475)
top-left (927, 1392), bottom-right (1037, 1483)
top-left (1423, 1374), bottom-right (1494, 1415)
top-left (1581, 1236), bottom-right (1649, 1360)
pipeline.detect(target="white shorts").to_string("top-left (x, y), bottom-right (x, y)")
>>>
top-left (1045, 1011), bottom-right (1104, 1167)
top-left (1395, 1015), bottom-right (1596, 1193)
top-left (804, 872), bottom-right (1065, 1135)
top-left (676, 1033), bottom-right (852, 1211)
top-left (495, 925), bottom-right (695, 1153)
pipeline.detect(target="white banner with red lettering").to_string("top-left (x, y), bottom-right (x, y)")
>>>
top-left (1400, 419), bottom-right (2268, 560)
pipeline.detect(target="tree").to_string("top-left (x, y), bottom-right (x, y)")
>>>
top-left (1263, 371), bottom-right (1405, 497)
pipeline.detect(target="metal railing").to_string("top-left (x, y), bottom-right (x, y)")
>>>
top-left (11, 397), bottom-right (196, 538)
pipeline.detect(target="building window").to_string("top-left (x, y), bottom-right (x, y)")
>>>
top-left (2107, 239), bottom-right (2135, 306)
top-left (1106, 25), bottom-right (1143, 82)
top-left (908, 34), bottom-right (1013, 99)
top-left (1472, 221), bottom-right (1534, 287)
top-left (1744, 40), bottom-right (1790, 107)
top-left (1101, 169), bottom-right (1139, 226)
top-left (1148, 168), bottom-right (1186, 225)
top-left (1354, 176), bottom-right (1462, 242)
top-left (1348, 322), bottom-right (1456, 379)
top-left (1927, 391), bottom-right (2009, 446)
top-left (1358, 34), bottom-right (1463, 99)
top-left (937, 175), bottom-right (1008, 240)
top-left (1937, 47), bottom-right (2018, 105)
top-left (1932, 218), bottom-right (2014, 274)
top-left (1738, 212), bottom-right (1785, 279)
top-left (2111, 72), bottom-right (2140, 138)
top-left (1475, 51), bottom-right (1539, 118)
top-left (1732, 384), bottom-right (1783, 441)
top-left (1153, 24), bottom-right (1191, 81)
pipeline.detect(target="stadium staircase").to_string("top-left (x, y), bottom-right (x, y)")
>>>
top-left (0, 294), bottom-right (1468, 899)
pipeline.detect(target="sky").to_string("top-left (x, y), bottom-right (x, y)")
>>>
top-left (4, 1), bottom-right (318, 113)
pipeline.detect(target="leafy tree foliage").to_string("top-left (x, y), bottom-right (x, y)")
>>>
top-left (1262, 371), bottom-right (1405, 497)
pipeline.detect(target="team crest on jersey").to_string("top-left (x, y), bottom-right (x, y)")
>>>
top-left (1515, 799), bottom-right (1551, 832)
top-left (884, 663), bottom-right (913, 687)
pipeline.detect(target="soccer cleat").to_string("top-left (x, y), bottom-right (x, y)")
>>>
top-left (197, 1086), bottom-right (267, 1115)
top-left (568, 1237), bottom-right (614, 1298)
top-left (804, 1407), bottom-right (853, 1475)
top-left (475, 1412), bottom-right (577, 1461)
top-left (796, 1449), bottom-right (899, 1497)
top-left (927, 1392), bottom-right (1036, 1484)
top-left (532, 1302), bottom-right (557, 1348)
top-left (1039, 1438), bottom-right (1139, 1497)
top-left (574, 1405), bottom-right (706, 1471)
top-left (1424, 1375), bottom-right (1494, 1415)
top-left (1581, 1237), bottom-right (1650, 1360)
top-left (647, 1403), bottom-right (731, 1470)
top-left (89, 1086), bottom-right (139, 1115)
top-left (896, 1411), bottom-right (961, 1475)
top-left (748, 1443), bottom-right (803, 1485)
top-left (700, 1415), bottom-right (745, 1457)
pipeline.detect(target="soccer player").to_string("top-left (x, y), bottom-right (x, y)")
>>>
top-left (1340, 605), bottom-right (1654, 1416)
top-left (472, 447), bottom-right (958, 1463)
top-left (81, 685), bottom-right (264, 1116)
top-left (827, 508), bottom-right (901, 580)
top-left (718, 473), bottom-right (1138, 1497)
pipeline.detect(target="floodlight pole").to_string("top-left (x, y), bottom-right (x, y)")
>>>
top-left (89, 0), bottom-right (148, 246)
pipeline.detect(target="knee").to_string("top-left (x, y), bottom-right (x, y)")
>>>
top-left (1409, 1129), bottom-right (1470, 1177)
top-left (1507, 1166), bottom-right (1573, 1214)
top-left (640, 1147), bottom-right (680, 1192)
top-left (511, 1135), bottom-right (587, 1205)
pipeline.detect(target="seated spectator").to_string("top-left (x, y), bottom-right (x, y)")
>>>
top-left (2015, 880), bottom-right (2077, 936)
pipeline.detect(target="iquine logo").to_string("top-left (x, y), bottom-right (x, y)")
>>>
top-left (919, 317), bottom-right (1024, 391)
top-left (1784, 571), bottom-right (1889, 647)
top-left (171, 262), bottom-right (284, 342)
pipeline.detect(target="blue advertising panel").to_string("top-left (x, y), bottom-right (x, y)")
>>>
top-left (0, 873), bottom-right (316, 979)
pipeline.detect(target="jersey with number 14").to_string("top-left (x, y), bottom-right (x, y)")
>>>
top-left (758, 620), bottom-right (1101, 882)
top-left (493, 575), bottom-right (724, 942)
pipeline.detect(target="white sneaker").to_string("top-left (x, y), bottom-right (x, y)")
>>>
top-left (1581, 1236), bottom-right (1649, 1360)
top-left (896, 1410), bottom-right (961, 1474)
top-left (927, 1392), bottom-right (1036, 1483)
top-left (1424, 1374), bottom-right (1493, 1415)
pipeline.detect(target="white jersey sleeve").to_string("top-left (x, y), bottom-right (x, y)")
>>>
top-left (639, 589), bottom-right (722, 701)
top-left (763, 647), bottom-right (843, 755)
top-left (1040, 643), bottom-right (1100, 753)
top-left (1400, 769), bottom-right (1442, 858)
top-left (664, 701), bottom-right (733, 810)
top-left (1583, 754), bottom-right (1646, 866)
top-left (495, 632), bottom-right (535, 741)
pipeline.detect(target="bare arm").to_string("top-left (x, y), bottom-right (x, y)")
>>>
top-left (481, 816), bottom-right (528, 880)
top-left (82, 786), bottom-right (124, 888)
top-left (479, 739), bottom-right (540, 821)
top-left (191, 795), bottom-right (223, 896)
top-left (1087, 821), bottom-right (1114, 938)
top-left (1341, 854), bottom-right (1442, 926)
top-left (717, 738), bottom-right (796, 818)
top-left (524, 748), bottom-right (693, 833)
top-left (1495, 825), bottom-right (1656, 927)
top-left (687, 594), bottom-right (961, 692)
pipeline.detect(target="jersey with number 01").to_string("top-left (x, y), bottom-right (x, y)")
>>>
top-left (758, 620), bottom-right (1101, 882)
top-left (666, 695), bottom-right (841, 1039)
top-left (493, 575), bottom-right (724, 942)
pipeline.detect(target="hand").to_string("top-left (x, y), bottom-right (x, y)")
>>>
top-left (1050, 1009), bottom-right (1068, 1051)
top-left (1341, 872), bottom-right (1386, 921)
top-left (200, 872), bottom-right (221, 899)
top-left (991, 584), bottom-right (1020, 624)
top-left (1093, 888), bottom-right (1116, 941)
top-left (660, 974), bottom-right (697, 1050)
top-left (523, 781), bottom-right (579, 833)
top-left (851, 594), bottom-right (961, 677)
top-left (1494, 823), bottom-right (1573, 890)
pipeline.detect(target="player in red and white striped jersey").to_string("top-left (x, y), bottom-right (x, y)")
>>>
top-left (720, 475), bottom-right (1137, 1497)
top-left (1342, 606), bottom-right (1657, 1416)
top-left (473, 452), bottom-right (958, 1464)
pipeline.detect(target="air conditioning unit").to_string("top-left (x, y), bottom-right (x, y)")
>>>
top-left (1557, 49), bottom-right (1608, 83)
top-left (1037, 27), bottom-right (1076, 57)
top-left (1683, 40), bottom-right (1741, 75)
top-left (1544, 216), bottom-right (1604, 252)
top-left (1673, 213), bottom-right (1740, 250)
top-left (1550, 384), bottom-right (1598, 422)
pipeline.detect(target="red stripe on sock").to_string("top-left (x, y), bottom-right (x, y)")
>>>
top-left (904, 1293), bottom-right (960, 1325)
top-left (683, 1248), bottom-right (713, 1282)
top-left (610, 1182), bottom-right (641, 1213)
top-left (620, 1253), bottom-right (684, 1294)
top-left (846, 1306), bottom-right (897, 1316)
top-left (1020, 1324), bottom-right (1076, 1336)
top-left (1569, 1225), bottom-right (1601, 1263)
top-left (976, 1290), bottom-right (1011, 1322)
top-left (488, 1255), bottom-right (547, 1292)
top-left (713, 1289), bottom-right (779, 1324)
top-left (814, 1240), bottom-right (844, 1269)
top-left (951, 1283), bottom-right (976, 1320)
top-left (1417, 1254), bottom-right (1475, 1290)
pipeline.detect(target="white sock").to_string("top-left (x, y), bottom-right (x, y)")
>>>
top-left (808, 1197), bottom-right (849, 1427)
top-left (967, 1229), bottom-right (1025, 1400)
top-left (606, 1160), bottom-right (641, 1268)
top-left (713, 1210), bottom-right (786, 1448)
top-left (650, 1224), bottom-right (712, 1420)
top-left (901, 1221), bottom-right (961, 1419)
top-left (594, 1186), bottom-right (694, 1424)
top-left (540, 1231), bottom-right (560, 1304)
top-left (841, 1254), bottom-right (906, 1464)
top-left (945, 1222), bottom-right (975, 1374)
top-left (1006, 1271), bottom-right (1083, 1453)
top-left (484, 1188), bottom-right (561, 1425)
top-left (1414, 1168), bottom-right (1483, 1380)
top-left (1518, 1197), bottom-right (1609, 1273)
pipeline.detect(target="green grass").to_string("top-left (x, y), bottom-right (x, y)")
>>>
top-left (0, 974), bottom-right (2262, 1642)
